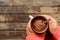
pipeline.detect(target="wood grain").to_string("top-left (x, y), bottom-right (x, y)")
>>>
top-left (0, 39), bottom-right (25, 40)
top-left (0, 31), bottom-right (26, 39)
top-left (0, 13), bottom-right (29, 22)
top-left (0, 0), bottom-right (60, 40)
top-left (0, 13), bottom-right (59, 22)
top-left (0, 22), bottom-right (26, 31)
top-left (0, 6), bottom-right (59, 13)
top-left (0, 0), bottom-right (60, 6)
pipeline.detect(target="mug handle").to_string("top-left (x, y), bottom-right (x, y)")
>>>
top-left (29, 15), bottom-right (34, 19)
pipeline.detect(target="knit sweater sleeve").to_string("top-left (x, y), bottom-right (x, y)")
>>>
top-left (26, 34), bottom-right (44, 40)
top-left (53, 26), bottom-right (60, 40)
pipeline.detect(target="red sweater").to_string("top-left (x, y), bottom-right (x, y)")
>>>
top-left (26, 27), bottom-right (60, 40)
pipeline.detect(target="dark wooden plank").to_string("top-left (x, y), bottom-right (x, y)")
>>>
top-left (0, 0), bottom-right (60, 6)
top-left (0, 39), bottom-right (25, 40)
top-left (0, 31), bottom-right (26, 39)
top-left (0, 5), bottom-right (29, 13)
top-left (0, 22), bottom-right (26, 31)
top-left (0, 13), bottom-right (59, 22)
top-left (0, 6), bottom-right (58, 13)
top-left (0, 13), bottom-right (29, 22)
top-left (0, 6), bottom-right (40, 13)
top-left (0, 6), bottom-right (59, 13)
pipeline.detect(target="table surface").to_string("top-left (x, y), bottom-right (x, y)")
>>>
top-left (0, 0), bottom-right (60, 40)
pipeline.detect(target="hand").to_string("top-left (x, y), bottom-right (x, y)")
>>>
top-left (26, 19), bottom-right (46, 39)
top-left (39, 15), bottom-right (58, 34)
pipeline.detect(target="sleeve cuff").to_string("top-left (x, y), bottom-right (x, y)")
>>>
top-left (26, 34), bottom-right (44, 40)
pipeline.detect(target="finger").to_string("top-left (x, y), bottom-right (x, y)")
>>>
top-left (40, 15), bottom-right (58, 34)
top-left (26, 19), bottom-right (35, 35)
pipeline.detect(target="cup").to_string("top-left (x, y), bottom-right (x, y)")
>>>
top-left (29, 15), bottom-right (49, 33)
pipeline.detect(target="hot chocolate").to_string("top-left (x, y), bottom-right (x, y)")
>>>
top-left (31, 16), bottom-right (48, 33)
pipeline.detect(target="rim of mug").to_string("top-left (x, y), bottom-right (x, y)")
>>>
top-left (31, 16), bottom-right (48, 33)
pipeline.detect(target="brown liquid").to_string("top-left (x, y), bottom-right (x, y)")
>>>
top-left (32, 19), bottom-right (47, 32)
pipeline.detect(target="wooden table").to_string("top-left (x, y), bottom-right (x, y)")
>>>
top-left (0, 0), bottom-right (60, 40)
